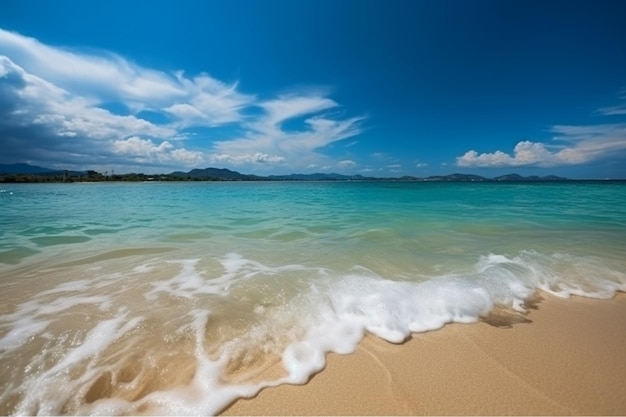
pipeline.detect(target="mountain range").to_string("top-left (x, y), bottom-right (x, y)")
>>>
top-left (1, 163), bottom-right (572, 182)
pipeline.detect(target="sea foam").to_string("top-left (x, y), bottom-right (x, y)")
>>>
top-left (0, 251), bottom-right (625, 415)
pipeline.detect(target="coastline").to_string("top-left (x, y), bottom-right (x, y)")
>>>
top-left (222, 293), bottom-right (626, 416)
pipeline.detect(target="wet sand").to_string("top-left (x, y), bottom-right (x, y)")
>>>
top-left (222, 293), bottom-right (626, 415)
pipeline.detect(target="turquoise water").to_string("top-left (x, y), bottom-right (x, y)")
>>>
top-left (1, 181), bottom-right (625, 415)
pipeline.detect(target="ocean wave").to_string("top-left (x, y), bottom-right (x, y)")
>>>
top-left (0, 251), bottom-right (624, 415)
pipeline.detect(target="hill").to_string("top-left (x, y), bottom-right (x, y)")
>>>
top-left (170, 167), bottom-right (261, 181)
top-left (1, 163), bottom-right (575, 183)
top-left (0, 163), bottom-right (56, 174)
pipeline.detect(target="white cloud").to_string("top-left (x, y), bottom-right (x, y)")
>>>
top-left (0, 55), bottom-right (202, 168)
top-left (0, 28), bottom-right (253, 127)
top-left (208, 152), bottom-right (285, 165)
top-left (0, 28), bottom-right (365, 173)
top-left (164, 72), bottom-right (252, 127)
top-left (598, 105), bottom-right (626, 116)
top-left (211, 94), bottom-right (364, 169)
top-left (457, 141), bottom-right (555, 167)
top-left (0, 29), bottom-right (182, 104)
top-left (1, 55), bottom-right (176, 143)
top-left (260, 95), bottom-right (337, 128)
top-left (416, 162), bottom-right (428, 168)
top-left (370, 152), bottom-right (396, 162)
top-left (113, 136), bottom-right (204, 165)
top-left (171, 148), bottom-right (205, 165)
top-left (597, 91), bottom-right (626, 116)
top-left (113, 136), bottom-right (172, 155)
top-left (338, 159), bottom-right (356, 169)
top-left (457, 124), bottom-right (626, 168)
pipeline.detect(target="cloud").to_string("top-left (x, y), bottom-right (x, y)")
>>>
top-left (112, 136), bottom-right (204, 165)
top-left (370, 152), bottom-right (394, 161)
top-left (0, 28), bottom-right (365, 173)
top-left (208, 152), bottom-right (285, 165)
top-left (211, 94), bottom-right (364, 169)
top-left (597, 90), bottom-right (626, 116)
top-left (0, 55), bottom-right (199, 169)
top-left (259, 95), bottom-right (337, 128)
top-left (164, 72), bottom-right (252, 127)
top-left (0, 28), bottom-right (252, 125)
top-left (457, 124), bottom-right (626, 168)
top-left (338, 159), bottom-right (357, 169)
top-left (598, 105), bottom-right (626, 116)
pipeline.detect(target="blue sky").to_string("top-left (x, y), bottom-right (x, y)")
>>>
top-left (1, 0), bottom-right (625, 178)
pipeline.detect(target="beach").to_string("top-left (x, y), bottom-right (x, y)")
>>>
top-left (223, 293), bottom-right (626, 416)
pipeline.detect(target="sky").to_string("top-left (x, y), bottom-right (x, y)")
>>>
top-left (1, 0), bottom-right (626, 178)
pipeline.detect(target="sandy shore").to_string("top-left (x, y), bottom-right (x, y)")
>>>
top-left (221, 293), bottom-right (626, 415)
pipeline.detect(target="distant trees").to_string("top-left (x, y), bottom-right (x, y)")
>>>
top-left (0, 170), bottom-right (209, 183)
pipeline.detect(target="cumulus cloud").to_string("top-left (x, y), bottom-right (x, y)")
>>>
top-left (112, 137), bottom-right (204, 165)
top-left (338, 159), bottom-right (357, 169)
top-left (0, 55), bottom-right (200, 169)
top-left (457, 124), bottom-right (626, 168)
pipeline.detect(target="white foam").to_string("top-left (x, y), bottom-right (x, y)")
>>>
top-left (145, 253), bottom-right (311, 300)
top-left (0, 316), bottom-right (51, 351)
top-left (2, 250), bottom-right (625, 415)
top-left (7, 309), bottom-right (142, 416)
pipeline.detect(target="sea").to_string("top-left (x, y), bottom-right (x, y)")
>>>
top-left (1, 181), bottom-right (625, 415)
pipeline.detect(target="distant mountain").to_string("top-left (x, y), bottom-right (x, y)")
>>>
top-left (0, 163), bottom-right (88, 179)
top-left (493, 174), bottom-right (568, 181)
top-left (169, 169), bottom-right (572, 182)
top-left (2, 163), bottom-right (573, 182)
top-left (0, 163), bottom-right (56, 174)
top-left (266, 173), bottom-right (371, 181)
top-left (170, 167), bottom-right (261, 180)
top-left (420, 173), bottom-right (570, 182)
top-left (170, 169), bottom-right (374, 181)
top-left (424, 173), bottom-right (488, 182)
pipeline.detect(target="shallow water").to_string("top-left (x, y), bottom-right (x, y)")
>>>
top-left (1, 181), bottom-right (625, 415)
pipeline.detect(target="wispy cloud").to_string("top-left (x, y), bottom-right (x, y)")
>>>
top-left (164, 72), bottom-right (252, 128)
top-left (0, 28), bottom-right (364, 172)
top-left (597, 90), bottom-right (626, 116)
top-left (598, 105), bottom-right (626, 116)
top-left (0, 28), bottom-right (252, 121)
top-left (386, 164), bottom-right (402, 173)
top-left (211, 94), bottom-right (364, 170)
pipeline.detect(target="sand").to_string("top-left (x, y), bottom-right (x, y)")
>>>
top-left (221, 293), bottom-right (626, 416)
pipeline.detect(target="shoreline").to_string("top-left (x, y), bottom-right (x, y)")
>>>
top-left (222, 293), bottom-right (626, 416)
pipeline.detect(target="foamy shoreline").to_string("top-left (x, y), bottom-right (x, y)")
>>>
top-left (222, 293), bottom-right (626, 415)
